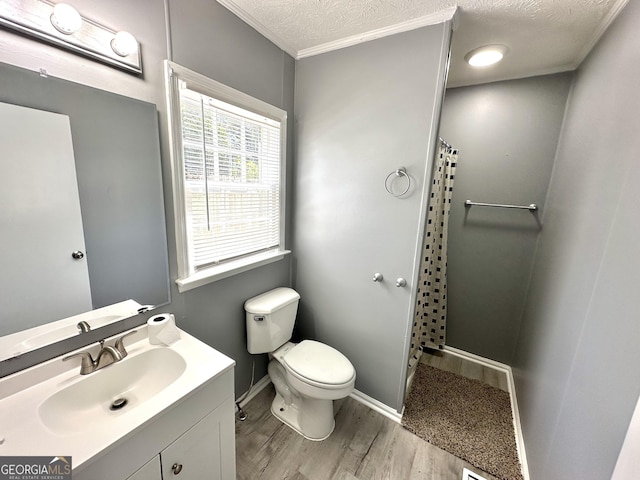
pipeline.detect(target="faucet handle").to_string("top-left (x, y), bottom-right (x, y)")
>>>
top-left (63, 351), bottom-right (95, 375)
top-left (114, 330), bottom-right (137, 358)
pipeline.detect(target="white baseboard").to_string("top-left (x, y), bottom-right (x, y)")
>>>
top-left (443, 346), bottom-right (530, 480)
top-left (349, 389), bottom-right (403, 424)
top-left (443, 345), bottom-right (511, 372)
top-left (236, 373), bottom-right (272, 409)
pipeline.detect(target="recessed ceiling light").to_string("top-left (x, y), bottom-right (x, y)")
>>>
top-left (465, 45), bottom-right (509, 67)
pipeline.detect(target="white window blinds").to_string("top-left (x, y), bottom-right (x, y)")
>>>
top-left (178, 84), bottom-right (283, 271)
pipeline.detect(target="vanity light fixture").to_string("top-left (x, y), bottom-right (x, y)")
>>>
top-left (111, 31), bottom-right (138, 57)
top-left (0, 0), bottom-right (142, 75)
top-left (50, 3), bottom-right (82, 34)
top-left (465, 45), bottom-right (509, 67)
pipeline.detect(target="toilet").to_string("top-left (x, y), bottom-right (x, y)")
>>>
top-left (244, 287), bottom-right (356, 441)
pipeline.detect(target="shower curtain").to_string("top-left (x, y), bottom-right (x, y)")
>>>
top-left (408, 142), bottom-right (458, 371)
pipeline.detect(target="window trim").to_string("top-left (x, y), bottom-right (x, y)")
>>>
top-left (164, 60), bottom-right (289, 292)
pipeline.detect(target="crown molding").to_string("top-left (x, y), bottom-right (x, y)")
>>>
top-left (297, 6), bottom-right (458, 59)
top-left (216, 0), bottom-right (298, 58)
top-left (572, 0), bottom-right (630, 69)
top-left (216, 1), bottom-right (457, 61)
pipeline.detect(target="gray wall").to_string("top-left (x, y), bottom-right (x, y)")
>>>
top-left (293, 24), bottom-right (450, 410)
top-left (0, 0), bottom-right (295, 394)
top-left (439, 74), bottom-right (573, 363)
top-left (166, 0), bottom-right (295, 396)
top-left (512, 0), bottom-right (640, 477)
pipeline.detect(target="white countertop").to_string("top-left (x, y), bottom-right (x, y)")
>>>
top-left (0, 326), bottom-right (235, 470)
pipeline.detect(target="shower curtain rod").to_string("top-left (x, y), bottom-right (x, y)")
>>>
top-left (439, 137), bottom-right (452, 150)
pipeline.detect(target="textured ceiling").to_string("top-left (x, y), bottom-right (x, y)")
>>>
top-left (217, 0), bottom-right (628, 87)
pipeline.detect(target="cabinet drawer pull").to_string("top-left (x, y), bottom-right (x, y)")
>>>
top-left (172, 463), bottom-right (183, 475)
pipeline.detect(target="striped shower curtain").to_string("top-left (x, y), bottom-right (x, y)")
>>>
top-left (408, 142), bottom-right (458, 371)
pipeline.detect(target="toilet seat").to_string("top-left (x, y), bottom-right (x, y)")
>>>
top-left (283, 340), bottom-right (355, 389)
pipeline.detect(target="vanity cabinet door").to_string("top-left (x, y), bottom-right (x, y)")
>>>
top-left (160, 399), bottom-right (235, 480)
top-left (127, 456), bottom-right (162, 480)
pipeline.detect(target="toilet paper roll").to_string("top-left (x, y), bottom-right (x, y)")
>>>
top-left (147, 313), bottom-right (181, 346)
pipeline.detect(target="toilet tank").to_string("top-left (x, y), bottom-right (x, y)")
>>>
top-left (244, 287), bottom-right (300, 354)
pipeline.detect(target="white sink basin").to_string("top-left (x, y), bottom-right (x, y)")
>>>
top-left (39, 348), bottom-right (187, 434)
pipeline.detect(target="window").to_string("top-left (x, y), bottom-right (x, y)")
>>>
top-left (165, 61), bottom-right (289, 291)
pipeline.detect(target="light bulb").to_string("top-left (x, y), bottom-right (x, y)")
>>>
top-left (50, 3), bottom-right (82, 35)
top-left (111, 31), bottom-right (138, 57)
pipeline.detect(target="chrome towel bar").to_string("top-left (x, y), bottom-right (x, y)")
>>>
top-left (465, 199), bottom-right (538, 211)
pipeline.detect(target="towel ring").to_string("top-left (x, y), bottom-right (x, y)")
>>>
top-left (384, 167), bottom-right (411, 197)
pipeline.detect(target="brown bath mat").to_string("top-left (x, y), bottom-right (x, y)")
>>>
top-left (402, 364), bottom-right (523, 480)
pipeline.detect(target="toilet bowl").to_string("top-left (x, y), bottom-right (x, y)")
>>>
top-left (244, 288), bottom-right (356, 441)
top-left (268, 341), bottom-right (355, 440)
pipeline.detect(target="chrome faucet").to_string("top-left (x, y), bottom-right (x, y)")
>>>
top-left (95, 341), bottom-right (123, 367)
top-left (63, 330), bottom-right (137, 375)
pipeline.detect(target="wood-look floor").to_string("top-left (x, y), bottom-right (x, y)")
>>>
top-left (236, 350), bottom-right (508, 480)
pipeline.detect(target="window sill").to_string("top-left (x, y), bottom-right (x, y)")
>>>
top-left (175, 250), bottom-right (291, 293)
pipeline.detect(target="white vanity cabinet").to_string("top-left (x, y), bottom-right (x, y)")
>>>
top-left (0, 328), bottom-right (236, 480)
top-left (127, 457), bottom-right (161, 480)
top-left (160, 401), bottom-right (234, 480)
top-left (74, 368), bottom-right (236, 480)
top-left (126, 399), bottom-right (234, 480)
top-left (127, 403), bottom-right (235, 480)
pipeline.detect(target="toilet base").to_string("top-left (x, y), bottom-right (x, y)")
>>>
top-left (270, 392), bottom-right (335, 441)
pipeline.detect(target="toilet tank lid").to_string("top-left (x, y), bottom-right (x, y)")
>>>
top-left (244, 287), bottom-right (300, 314)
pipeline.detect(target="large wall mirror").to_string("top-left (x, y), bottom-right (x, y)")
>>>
top-left (0, 62), bottom-right (170, 360)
